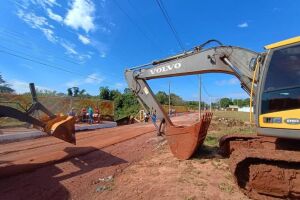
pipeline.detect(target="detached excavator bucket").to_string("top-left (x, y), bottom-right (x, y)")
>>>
top-left (165, 112), bottom-right (213, 160)
top-left (44, 115), bottom-right (76, 144)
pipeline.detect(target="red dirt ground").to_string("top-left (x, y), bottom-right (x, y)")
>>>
top-left (0, 114), bottom-right (249, 200)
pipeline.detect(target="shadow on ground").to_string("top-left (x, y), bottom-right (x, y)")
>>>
top-left (0, 146), bottom-right (127, 200)
top-left (192, 144), bottom-right (223, 160)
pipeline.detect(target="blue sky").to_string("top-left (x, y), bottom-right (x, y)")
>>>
top-left (0, 0), bottom-right (299, 102)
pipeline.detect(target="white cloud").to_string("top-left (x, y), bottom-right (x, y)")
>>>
top-left (17, 9), bottom-right (48, 28)
top-left (100, 52), bottom-right (106, 58)
top-left (41, 28), bottom-right (56, 42)
top-left (225, 92), bottom-right (248, 99)
top-left (113, 82), bottom-right (126, 90)
top-left (78, 34), bottom-right (90, 44)
top-left (237, 22), bottom-right (248, 28)
top-left (65, 73), bottom-right (104, 88)
top-left (47, 8), bottom-right (63, 22)
top-left (92, 41), bottom-right (108, 58)
top-left (215, 78), bottom-right (239, 86)
top-left (84, 73), bottom-right (104, 84)
top-left (16, 9), bottom-right (57, 43)
top-left (78, 54), bottom-right (91, 61)
top-left (33, 0), bottom-right (60, 8)
top-left (10, 79), bottom-right (51, 94)
top-left (61, 41), bottom-right (78, 55)
top-left (65, 80), bottom-right (81, 87)
top-left (64, 0), bottom-right (96, 33)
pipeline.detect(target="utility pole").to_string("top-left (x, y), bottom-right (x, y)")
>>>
top-left (168, 81), bottom-right (171, 116)
top-left (198, 75), bottom-right (202, 120)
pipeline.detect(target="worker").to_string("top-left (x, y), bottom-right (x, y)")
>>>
top-left (144, 112), bottom-right (150, 122)
top-left (81, 107), bottom-right (87, 122)
top-left (95, 107), bottom-right (100, 123)
top-left (68, 107), bottom-right (76, 117)
top-left (88, 106), bottom-right (94, 124)
top-left (151, 110), bottom-right (160, 135)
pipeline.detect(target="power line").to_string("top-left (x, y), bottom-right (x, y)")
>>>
top-left (127, 0), bottom-right (159, 44)
top-left (0, 42), bottom-right (81, 66)
top-left (0, 30), bottom-right (125, 81)
top-left (112, 0), bottom-right (162, 51)
top-left (0, 46), bottom-right (125, 85)
top-left (0, 29), bottom-right (86, 66)
top-left (0, 31), bottom-right (82, 66)
top-left (0, 48), bottom-right (103, 82)
top-left (154, 0), bottom-right (185, 52)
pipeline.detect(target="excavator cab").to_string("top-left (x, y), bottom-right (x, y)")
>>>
top-left (257, 37), bottom-right (300, 138)
top-left (0, 83), bottom-right (76, 144)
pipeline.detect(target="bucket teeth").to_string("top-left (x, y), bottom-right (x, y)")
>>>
top-left (165, 112), bottom-right (213, 160)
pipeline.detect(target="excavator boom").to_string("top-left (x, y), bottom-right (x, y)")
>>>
top-left (125, 41), bottom-right (260, 159)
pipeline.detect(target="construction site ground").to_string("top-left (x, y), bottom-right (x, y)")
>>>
top-left (0, 111), bottom-right (255, 200)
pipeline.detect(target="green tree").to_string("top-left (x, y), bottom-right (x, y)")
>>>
top-left (72, 87), bottom-right (79, 97)
top-left (242, 98), bottom-right (250, 107)
top-left (67, 88), bottom-right (73, 96)
top-left (79, 89), bottom-right (86, 96)
top-left (0, 74), bottom-right (14, 93)
top-left (219, 98), bottom-right (233, 108)
top-left (156, 91), bottom-right (168, 104)
top-left (109, 89), bottom-right (121, 100)
top-left (99, 86), bottom-right (110, 100)
top-left (115, 89), bottom-right (140, 119)
top-left (170, 93), bottom-right (184, 106)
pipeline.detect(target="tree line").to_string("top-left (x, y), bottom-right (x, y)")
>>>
top-left (1, 74), bottom-right (251, 120)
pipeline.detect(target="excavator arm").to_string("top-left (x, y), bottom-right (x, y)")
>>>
top-left (126, 43), bottom-right (260, 123)
top-left (125, 41), bottom-right (261, 159)
top-left (0, 83), bottom-right (76, 144)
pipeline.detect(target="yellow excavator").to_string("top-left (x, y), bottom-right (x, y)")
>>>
top-left (0, 83), bottom-right (76, 144)
top-left (125, 36), bottom-right (300, 199)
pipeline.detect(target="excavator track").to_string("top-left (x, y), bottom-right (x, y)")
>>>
top-left (219, 135), bottom-right (300, 199)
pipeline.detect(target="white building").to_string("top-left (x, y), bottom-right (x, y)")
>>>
top-left (238, 107), bottom-right (254, 112)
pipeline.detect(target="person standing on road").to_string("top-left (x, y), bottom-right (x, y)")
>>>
top-left (68, 107), bottom-right (76, 117)
top-left (88, 106), bottom-right (94, 124)
top-left (144, 112), bottom-right (150, 123)
top-left (151, 110), bottom-right (161, 136)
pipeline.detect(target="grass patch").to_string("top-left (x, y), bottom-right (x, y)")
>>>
top-left (214, 111), bottom-right (253, 122)
top-left (219, 182), bottom-right (233, 193)
top-left (204, 135), bottom-right (219, 147)
top-left (185, 196), bottom-right (197, 200)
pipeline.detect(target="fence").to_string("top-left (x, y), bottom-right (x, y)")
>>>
top-left (162, 105), bottom-right (189, 113)
top-left (0, 94), bottom-right (114, 127)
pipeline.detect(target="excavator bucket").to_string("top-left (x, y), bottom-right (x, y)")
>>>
top-left (165, 112), bottom-right (213, 160)
top-left (43, 115), bottom-right (76, 144)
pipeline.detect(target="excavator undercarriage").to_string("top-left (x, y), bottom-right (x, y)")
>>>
top-left (220, 135), bottom-right (300, 199)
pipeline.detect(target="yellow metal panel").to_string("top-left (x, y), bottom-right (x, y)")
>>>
top-left (259, 109), bottom-right (300, 129)
top-left (265, 36), bottom-right (300, 49)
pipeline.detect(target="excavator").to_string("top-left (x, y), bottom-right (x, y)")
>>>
top-left (125, 36), bottom-right (300, 199)
top-left (0, 83), bottom-right (76, 144)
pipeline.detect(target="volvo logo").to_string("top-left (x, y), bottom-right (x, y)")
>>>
top-left (150, 63), bottom-right (181, 74)
top-left (285, 118), bottom-right (300, 125)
